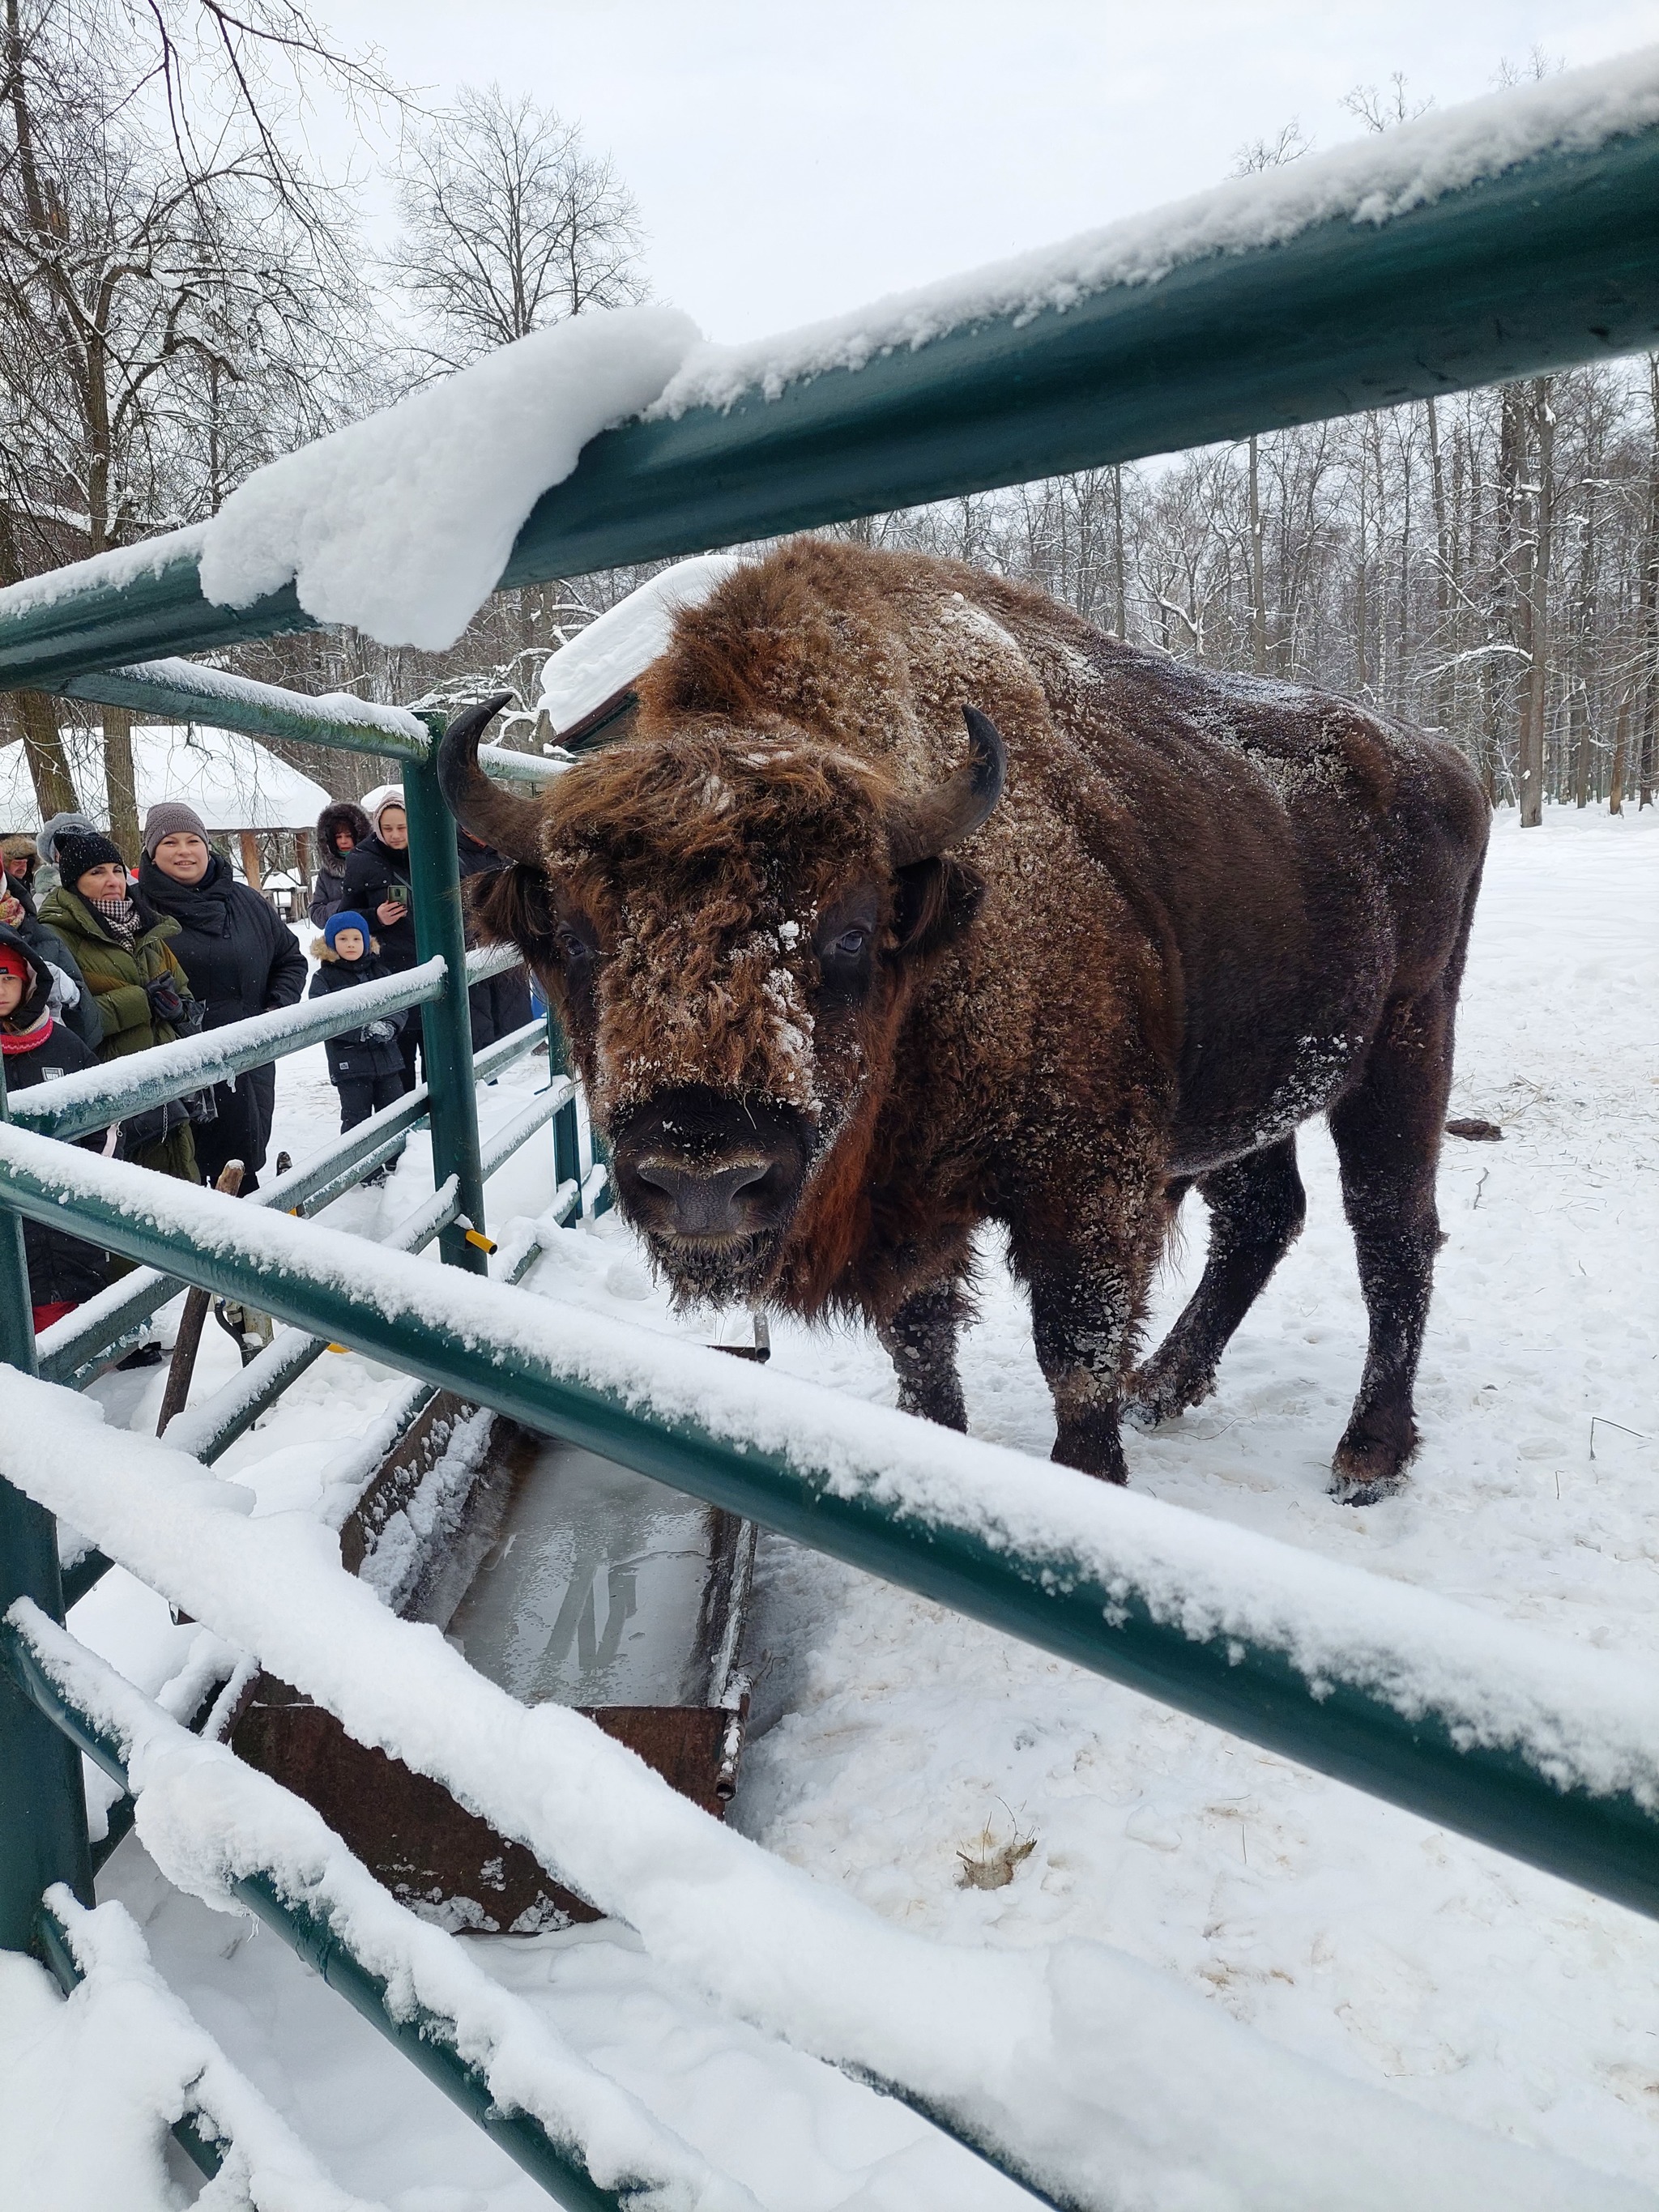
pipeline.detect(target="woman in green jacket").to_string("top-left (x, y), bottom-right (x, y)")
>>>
top-left (36, 829), bottom-right (200, 1183)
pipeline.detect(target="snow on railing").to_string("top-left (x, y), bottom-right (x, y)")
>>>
top-left (479, 1080), bottom-right (574, 1183)
top-left (0, 1382), bottom-right (1639, 2212)
top-left (8, 1608), bottom-right (762, 2212)
top-left (11, 960), bottom-right (447, 1141)
top-left (32, 1004), bottom-right (549, 1387)
top-left (160, 1177), bottom-right (461, 1466)
top-left (61, 655), bottom-right (432, 759)
top-left (34, 1889), bottom-right (381, 2209)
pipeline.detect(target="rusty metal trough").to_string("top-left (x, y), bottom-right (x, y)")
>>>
top-left (232, 1391), bottom-right (757, 1930)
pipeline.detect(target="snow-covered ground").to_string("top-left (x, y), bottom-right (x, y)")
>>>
top-left (3, 803), bottom-right (1656, 2210)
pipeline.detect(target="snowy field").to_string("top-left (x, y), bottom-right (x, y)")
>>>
top-left (3, 803), bottom-right (1657, 2210)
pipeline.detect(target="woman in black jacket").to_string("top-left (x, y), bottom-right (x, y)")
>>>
top-left (309, 799), bottom-right (371, 927)
top-left (0, 925), bottom-right (110, 1327)
top-left (339, 790), bottom-right (421, 1090)
top-left (138, 802), bottom-right (307, 1192)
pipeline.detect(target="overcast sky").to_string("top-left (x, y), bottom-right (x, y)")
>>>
top-left (315, 0), bottom-right (1659, 342)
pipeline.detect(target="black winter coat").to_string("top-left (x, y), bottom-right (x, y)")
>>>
top-left (0, 925), bottom-right (110, 1311)
top-left (456, 829), bottom-right (532, 1051)
top-left (340, 834), bottom-right (417, 971)
top-left (138, 852), bottom-right (308, 1030)
top-left (137, 851), bottom-right (307, 1189)
top-left (309, 801), bottom-right (372, 927)
top-left (308, 940), bottom-right (407, 1084)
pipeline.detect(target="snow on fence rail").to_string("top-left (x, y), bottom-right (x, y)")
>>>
top-left (4, 1400), bottom-right (1650, 2212)
top-left (30, 1888), bottom-right (383, 2207)
top-left (12, 945), bottom-right (531, 1144)
top-left (5, 1124), bottom-right (1659, 1924)
top-left (1, 57), bottom-right (1657, 682)
top-left (10, 961), bottom-right (447, 1141)
top-left (6, 1609), bottom-right (763, 2212)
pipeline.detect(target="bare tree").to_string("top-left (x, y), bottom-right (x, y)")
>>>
top-left (0, 0), bottom-right (377, 841)
top-left (390, 84), bottom-right (648, 377)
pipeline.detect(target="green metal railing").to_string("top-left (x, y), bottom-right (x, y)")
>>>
top-left (3, 104), bottom-right (1659, 2206)
top-left (1, 119), bottom-right (1657, 689)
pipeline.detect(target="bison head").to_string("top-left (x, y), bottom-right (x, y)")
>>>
top-left (441, 694), bottom-right (1004, 1307)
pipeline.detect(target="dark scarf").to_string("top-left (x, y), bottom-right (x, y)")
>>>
top-left (139, 850), bottom-right (233, 933)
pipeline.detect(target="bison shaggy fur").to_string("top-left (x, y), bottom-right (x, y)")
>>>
top-left (458, 539), bottom-right (1489, 1502)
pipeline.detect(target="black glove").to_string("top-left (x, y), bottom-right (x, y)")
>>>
top-left (119, 1097), bottom-right (191, 1153)
top-left (145, 974), bottom-right (186, 1025)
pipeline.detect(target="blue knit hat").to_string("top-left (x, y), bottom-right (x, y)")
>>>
top-left (324, 910), bottom-right (370, 949)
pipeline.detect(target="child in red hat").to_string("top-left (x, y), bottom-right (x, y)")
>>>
top-left (0, 925), bottom-right (112, 1329)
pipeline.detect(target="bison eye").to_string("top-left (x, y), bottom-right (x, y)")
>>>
top-left (827, 927), bottom-right (868, 961)
top-left (556, 923), bottom-right (595, 967)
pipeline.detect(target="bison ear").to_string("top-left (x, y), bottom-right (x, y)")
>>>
top-left (464, 862), bottom-right (557, 962)
top-left (891, 856), bottom-right (986, 962)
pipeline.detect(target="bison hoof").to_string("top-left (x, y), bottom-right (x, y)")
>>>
top-left (1124, 1362), bottom-right (1214, 1432)
top-left (1328, 1422), bottom-right (1418, 1507)
top-left (1051, 1424), bottom-right (1129, 1485)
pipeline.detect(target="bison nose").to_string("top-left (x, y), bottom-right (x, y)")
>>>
top-left (633, 1157), bottom-right (773, 1237)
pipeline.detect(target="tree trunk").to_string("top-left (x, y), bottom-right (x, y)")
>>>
top-left (101, 706), bottom-right (142, 863)
top-left (1570, 684), bottom-right (1591, 808)
top-left (1609, 698), bottom-right (1627, 815)
top-left (1640, 359), bottom-right (1659, 809)
top-left (1518, 379), bottom-right (1554, 827)
top-left (12, 691), bottom-right (78, 819)
top-left (1247, 433), bottom-right (1267, 674)
top-left (0, 506), bottom-right (78, 816)
top-left (1111, 466), bottom-right (1126, 640)
top-left (1425, 397), bottom-right (1451, 732)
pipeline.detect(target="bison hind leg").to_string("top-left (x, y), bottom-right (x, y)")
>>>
top-left (1326, 979), bottom-right (1461, 1507)
top-left (878, 1276), bottom-right (969, 1432)
top-left (1126, 1138), bottom-right (1305, 1430)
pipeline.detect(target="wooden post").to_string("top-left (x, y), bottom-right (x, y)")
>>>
top-left (237, 830), bottom-right (264, 891)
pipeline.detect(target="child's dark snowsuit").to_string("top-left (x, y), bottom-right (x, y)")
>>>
top-left (308, 935), bottom-right (409, 1138)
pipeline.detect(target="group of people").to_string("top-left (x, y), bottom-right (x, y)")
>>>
top-left (1, 781), bottom-right (528, 1339)
top-left (307, 786), bottom-right (530, 1123)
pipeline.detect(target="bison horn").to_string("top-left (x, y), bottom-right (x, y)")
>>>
top-left (436, 692), bottom-right (544, 864)
top-left (888, 705), bottom-right (1008, 866)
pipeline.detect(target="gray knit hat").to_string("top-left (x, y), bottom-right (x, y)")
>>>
top-left (36, 812), bottom-right (97, 866)
top-left (142, 800), bottom-right (211, 857)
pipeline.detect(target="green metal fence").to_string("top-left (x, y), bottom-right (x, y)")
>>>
top-left (3, 109), bottom-right (1659, 2208)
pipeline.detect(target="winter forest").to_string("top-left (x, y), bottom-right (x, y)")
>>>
top-left (3, 0), bottom-right (1657, 844)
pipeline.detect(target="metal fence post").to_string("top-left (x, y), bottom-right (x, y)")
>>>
top-left (0, 1052), bottom-right (93, 1952)
top-left (544, 999), bottom-right (582, 1217)
top-left (405, 720), bottom-right (488, 1275)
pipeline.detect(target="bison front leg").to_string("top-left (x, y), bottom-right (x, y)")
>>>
top-left (878, 1277), bottom-right (968, 1431)
top-left (1013, 1189), bottom-right (1163, 1484)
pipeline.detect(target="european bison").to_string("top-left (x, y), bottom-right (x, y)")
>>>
top-left (445, 541), bottom-right (1487, 1502)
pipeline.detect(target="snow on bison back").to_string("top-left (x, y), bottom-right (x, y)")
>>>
top-left (446, 539), bottom-right (1489, 1502)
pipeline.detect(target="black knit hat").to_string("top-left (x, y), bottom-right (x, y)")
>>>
top-left (57, 829), bottom-right (127, 888)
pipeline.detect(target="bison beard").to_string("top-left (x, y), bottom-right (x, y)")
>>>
top-left (450, 540), bottom-right (1489, 1505)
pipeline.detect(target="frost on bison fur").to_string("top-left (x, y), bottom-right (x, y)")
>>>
top-left (447, 540), bottom-right (1488, 1502)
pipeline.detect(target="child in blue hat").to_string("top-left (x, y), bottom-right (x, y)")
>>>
top-left (308, 910), bottom-right (409, 1170)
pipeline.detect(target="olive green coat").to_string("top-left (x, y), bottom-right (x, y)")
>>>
top-left (36, 883), bottom-right (199, 1183)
